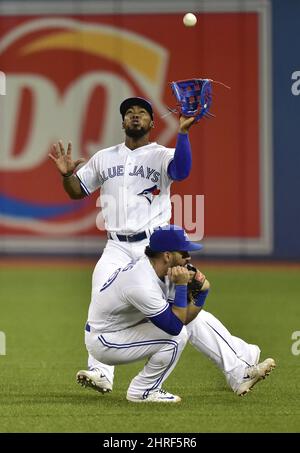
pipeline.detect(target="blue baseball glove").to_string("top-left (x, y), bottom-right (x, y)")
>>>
top-left (170, 78), bottom-right (213, 122)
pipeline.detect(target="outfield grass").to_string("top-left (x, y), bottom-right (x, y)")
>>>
top-left (0, 262), bottom-right (300, 433)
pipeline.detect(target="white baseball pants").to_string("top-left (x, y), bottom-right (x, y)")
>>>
top-left (85, 321), bottom-right (188, 399)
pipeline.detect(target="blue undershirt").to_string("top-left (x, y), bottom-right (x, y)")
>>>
top-left (148, 287), bottom-right (210, 335)
top-left (149, 304), bottom-right (183, 336)
top-left (167, 133), bottom-right (192, 181)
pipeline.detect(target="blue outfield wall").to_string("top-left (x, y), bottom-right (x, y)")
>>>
top-left (272, 0), bottom-right (300, 258)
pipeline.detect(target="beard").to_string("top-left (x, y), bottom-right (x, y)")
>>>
top-left (125, 125), bottom-right (149, 139)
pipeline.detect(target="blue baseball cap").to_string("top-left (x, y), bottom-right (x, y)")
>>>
top-left (120, 97), bottom-right (153, 119)
top-left (149, 225), bottom-right (203, 252)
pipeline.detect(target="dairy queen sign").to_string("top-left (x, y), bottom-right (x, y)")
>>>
top-left (0, 3), bottom-right (271, 256)
top-left (0, 16), bottom-right (178, 253)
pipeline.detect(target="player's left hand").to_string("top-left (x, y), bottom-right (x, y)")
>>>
top-left (178, 116), bottom-right (196, 134)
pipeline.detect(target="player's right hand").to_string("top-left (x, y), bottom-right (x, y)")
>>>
top-left (48, 140), bottom-right (86, 176)
top-left (168, 266), bottom-right (190, 285)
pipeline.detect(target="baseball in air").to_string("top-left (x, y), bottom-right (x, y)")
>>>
top-left (183, 13), bottom-right (197, 27)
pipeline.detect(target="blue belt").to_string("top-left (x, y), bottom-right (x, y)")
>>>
top-left (107, 231), bottom-right (147, 242)
top-left (85, 323), bottom-right (91, 332)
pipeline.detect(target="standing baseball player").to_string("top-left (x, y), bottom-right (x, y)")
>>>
top-left (84, 225), bottom-right (205, 403)
top-left (49, 96), bottom-right (275, 397)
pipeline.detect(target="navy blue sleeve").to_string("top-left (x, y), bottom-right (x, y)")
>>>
top-left (148, 304), bottom-right (183, 336)
top-left (167, 133), bottom-right (192, 181)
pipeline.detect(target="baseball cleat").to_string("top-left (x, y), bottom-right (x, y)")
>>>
top-left (127, 388), bottom-right (181, 403)
top-left (76, 369), bottom-right (112, 394)
top-left (236, 358), bottom-right (276, 396)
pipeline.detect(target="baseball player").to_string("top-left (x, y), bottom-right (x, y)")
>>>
top-left (83, 225), bottom-right (206, 403)
top-left (49, 96), bottom-right (275, 397)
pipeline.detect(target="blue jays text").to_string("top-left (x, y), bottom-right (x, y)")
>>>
top-left (98, 165), bottom-right (160, 185)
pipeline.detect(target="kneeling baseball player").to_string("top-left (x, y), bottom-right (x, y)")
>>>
top-left (80, 226), bottom-right (275, 402)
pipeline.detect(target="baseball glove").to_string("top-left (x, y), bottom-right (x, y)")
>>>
top-left (186, 263), bottom-right (206, 302)
top-left (170, 78), bottom-right (213, 122)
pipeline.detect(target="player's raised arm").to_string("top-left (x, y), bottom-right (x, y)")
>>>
top-left (48, 140), bottom-right (86, 199)
top-left (167, 116), bottom-right (195, 181)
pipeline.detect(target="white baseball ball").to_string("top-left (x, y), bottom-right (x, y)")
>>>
top-left (183, 13), bottom-right (197, 27)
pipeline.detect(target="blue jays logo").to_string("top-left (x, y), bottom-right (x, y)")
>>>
top-left (137, 185), bottom-right (161, 204)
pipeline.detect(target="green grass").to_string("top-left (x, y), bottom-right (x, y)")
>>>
top-left (0, 263), bottom-right (300, 433)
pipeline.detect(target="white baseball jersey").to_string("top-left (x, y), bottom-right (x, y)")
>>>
top-left (76, 142), bottom-right (175, 234)
top-left (88, 256), bottom-right (172, 333)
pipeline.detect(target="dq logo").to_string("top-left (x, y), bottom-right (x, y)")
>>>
top-left (0, 18), bottom-right (177, 235)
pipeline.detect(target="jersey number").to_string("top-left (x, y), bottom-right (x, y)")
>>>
top-left (99, 262), bottom-right (136, 292)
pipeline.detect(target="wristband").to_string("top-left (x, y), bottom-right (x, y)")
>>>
top-left (193, 289), bottom-right (209, 307)
top-left (173, 285), bottom-right (188, 308)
